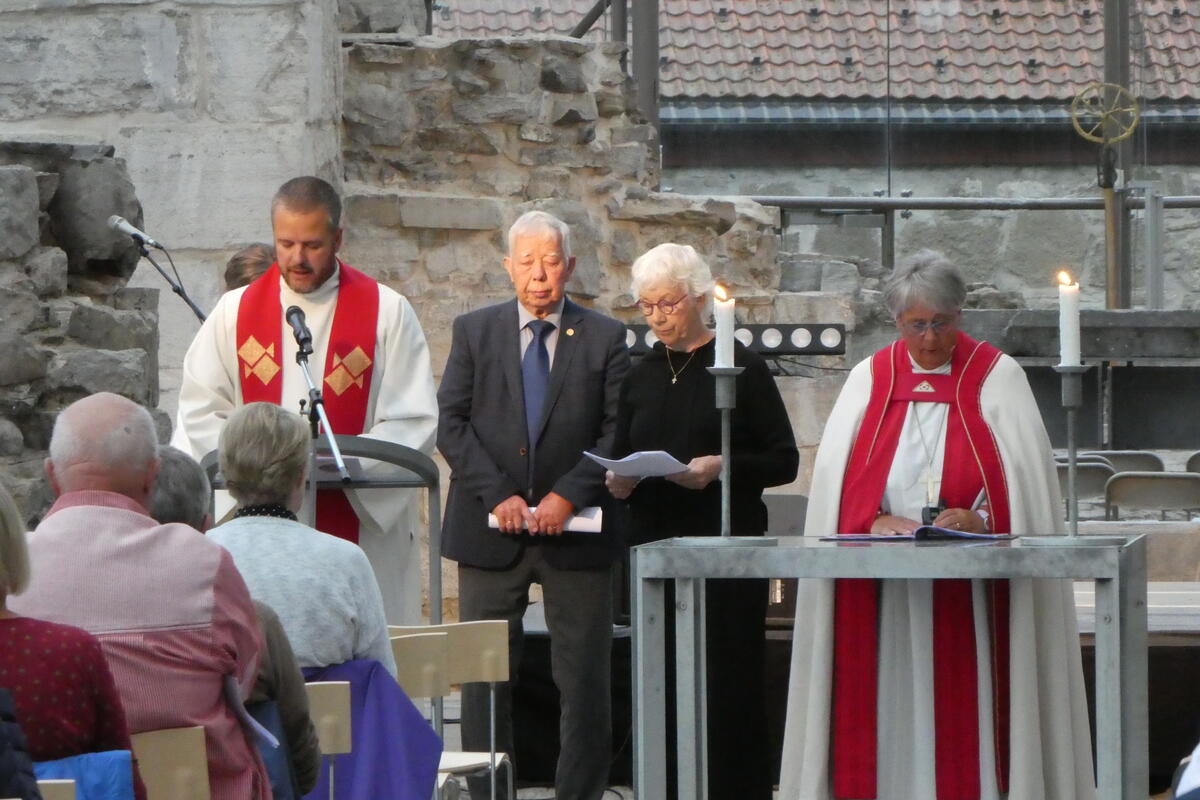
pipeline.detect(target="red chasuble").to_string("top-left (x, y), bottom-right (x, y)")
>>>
top-left (235, 261), bottom-right (380, 543)
top-left (831, 334), bottom-right (1012, 800)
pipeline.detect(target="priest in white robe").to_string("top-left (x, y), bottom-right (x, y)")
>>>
top-left (779, 251), bottom-right (1095, 800)
top-left (172, 176), bottom-right (437, 624)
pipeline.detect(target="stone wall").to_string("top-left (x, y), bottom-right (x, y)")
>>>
top-left (339, 0), bottom-right (425, 33)
top-left (0, 140), bottom-right (159, 524)
top-left (0, 0), bottom-right (343, 411)
top-left (339, 35), bottom-right (786, 375)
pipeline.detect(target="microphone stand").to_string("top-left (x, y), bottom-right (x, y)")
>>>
top-left (291, 329), bottom-right (352, 527)
top-left (133, 237), bottom-right (206, 323)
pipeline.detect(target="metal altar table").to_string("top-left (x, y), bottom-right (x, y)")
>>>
top-left (631, 535), bottom-right (1148, 800)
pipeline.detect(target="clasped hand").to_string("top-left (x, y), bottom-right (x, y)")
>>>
top-left (491, 492), bottom-right (574, 535)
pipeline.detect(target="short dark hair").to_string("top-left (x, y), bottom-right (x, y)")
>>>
top-left (150, 446), bottom-right (213, 530)
top-left (224, 243), bottom-right (275, 292)
top-left (271, 176), bottom-right (342, 230)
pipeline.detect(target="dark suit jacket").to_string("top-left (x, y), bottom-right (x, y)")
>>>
top-left (438, 297), bottom-right (630, 570)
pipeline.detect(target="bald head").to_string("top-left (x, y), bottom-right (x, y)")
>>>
top-left (47, 393), bottom-right (160, 507)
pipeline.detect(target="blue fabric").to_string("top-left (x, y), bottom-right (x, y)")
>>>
top-left (521, 319), bottom-right (554, 441)
top-left (247, 700), bottom-right (296, 800)
top-left (301, 660), bottom-right (442, 800)
top-left (34, 750), bottom-right (134, 800)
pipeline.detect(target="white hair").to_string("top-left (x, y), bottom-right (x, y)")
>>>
top-left (0, 482), bottom-right (29, 597)
top-left (883, 249), bottom-right (967, 318)
top-left (150, 446), bottom-right (213, 530)
top-left (630, 242), bottom-right (715, 300)
top-left (507, 211), bottom-right (572, 258)
top-left (48, 394), bottom-right (158, 476)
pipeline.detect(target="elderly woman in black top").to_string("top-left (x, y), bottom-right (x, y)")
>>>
top-left (607, 242), bottom-right (798, 799)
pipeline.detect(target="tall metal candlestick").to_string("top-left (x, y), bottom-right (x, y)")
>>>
top-left (1056, 364), bottom-right (1091, 536)
top-left (709, 366), bottom-right (743, 537)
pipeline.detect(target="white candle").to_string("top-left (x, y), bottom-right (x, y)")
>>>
top-left (713, 283), bottom-right (735, 368)
top-left (1057, 270), bottom-right (1081, 366)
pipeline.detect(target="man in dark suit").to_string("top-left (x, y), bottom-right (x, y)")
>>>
top-left (438, 210), bottom-right (630, 800)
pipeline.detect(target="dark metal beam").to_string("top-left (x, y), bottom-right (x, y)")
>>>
top-left (1104, 0), bottom-right (1133, 309)
top-left (570, 0), bottom-right (610, 39)
top-left (749, 195), bottom-right (1200, 212)
top-left (632, 0), bottom-right (659, 137)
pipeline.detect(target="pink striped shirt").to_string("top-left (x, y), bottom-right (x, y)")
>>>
top-left (10, 490), bottom-right (268, 800)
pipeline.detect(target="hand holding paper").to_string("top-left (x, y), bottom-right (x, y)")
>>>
top-left (488, 505), bottom-right (603, 533)
top-left (584, 449), bottom-right (688, 478)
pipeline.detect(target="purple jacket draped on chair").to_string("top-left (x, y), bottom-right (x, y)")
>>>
top-left (302, 660), bottom-right (442, 800)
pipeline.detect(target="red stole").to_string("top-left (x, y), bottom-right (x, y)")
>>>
top-left (831, 335), bottom-right (1012, 800)
top-left (235, 261), bottom-right (380, 543)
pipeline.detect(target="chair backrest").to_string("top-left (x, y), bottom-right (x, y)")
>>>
top-left (1082, 450), bottom-right (1165, 472)
top-left (1187, 451), bottom-right (1200, 474)
top-left (305, 681), bottom-right (352, 756)
top-left (389, 632), bottom-right (451, 700)
top-left (130, 726), bottom-right (210, 800)
top-left (1057, 462), bottom-right (1115, 500)
top-left (1057, 453), bottom-right (1114, 469)
top-left (1078, 520), bottom-right (1200, 580)
top-left (36, 780), bottom-right (75, 800)
top-left (1105, 472), bottom-right (1200, 519)
top-left (389, 620), bottom-right (510, 685)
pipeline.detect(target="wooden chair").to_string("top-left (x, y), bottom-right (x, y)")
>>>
top-left (130, 726), bottom-right (210, 800)
top-left (1105, 471), bottom-right (1200, 520)
top-left (1082, 450), bottom-right (1166, 472)
top-left (390, 621), bottom-right (513, 800)
top-left (35, 780), bottom-right (75, 800)
top-left (305, 681), bottom-right (352, 800)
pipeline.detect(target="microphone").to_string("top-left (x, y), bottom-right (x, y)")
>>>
top-left (285, 305), bottom-right (313, 352)
top-left (107, 215), bottom-right (165, 249)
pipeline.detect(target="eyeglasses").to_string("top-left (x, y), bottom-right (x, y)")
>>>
top-left (636, 295), bottom-right (688, 316)
top-left (898, 318), bottom-right (956, 336)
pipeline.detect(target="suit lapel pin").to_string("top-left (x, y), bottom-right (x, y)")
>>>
top-left (566, 328), bottom-right (575, 336)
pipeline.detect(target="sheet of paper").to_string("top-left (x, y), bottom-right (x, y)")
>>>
top-left (583, 450), bottom-right (688, 478)
top-left (487, 505), bottom-right (603, 533)
top-left (819, 533), bottom-right (914, 542)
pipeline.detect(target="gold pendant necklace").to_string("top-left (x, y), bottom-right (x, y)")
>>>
top-left (666, 347), bottom-right (698, 384)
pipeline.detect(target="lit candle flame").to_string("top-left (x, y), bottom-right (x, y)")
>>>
top-left (1057, 270), bottom-right (1075, 287)
top-left (714, 284), bottom-right (730, 302)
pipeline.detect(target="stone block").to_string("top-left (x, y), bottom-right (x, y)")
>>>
top-left (340, 227), bottom-right (420, 279)
top-left (339, 0), bottom-right (426, 34)
top-left (610, 227), bottom-right (638, 266)
top-left (423, 235), bottom-right (501, 280)
top-left (47, 347), bottom-right (152, 405)
top-left (414, 126), bottom-right (499, 155)
top-left (21, 247), bottom-right (68, 297)
top-left (770, 291), bottom-right (857, 330)
top-left (0, 418), bottom-right (22, 457)
top-left (526, 168), bottom-right (573, 200)
top-left (0, 166), bottom-right (38, 260)
top-left (546, 94), bottom-right (598, 126)
top-left (820, 261), bottom-right (862, 294)
top-left (610, 192), bottom-right (737, 234)
top-left (0, 13), bottom-right (193, 121)
top-left (397, 193), bottom-right (502, 231)
top-left (114, 123), bottom-right (340, 248)
top-left (345, 191), bottom-right (402, 228)
top-left (0, 284), bottom-right (43, 337)
top-left (46, 156), bottom-right (142, 288)
top-left (0, 333), bottom-right (46, 387)
top-left (451, 71), bottom-right (491, 96)
top-left (540, 55), bottom-right (587, 94)
top-left (67, 301), bottom-right (156, 352)
top-left (451, 95), bottom-right (535, 125)
top-left (202, 9), bottom-right (319, 123)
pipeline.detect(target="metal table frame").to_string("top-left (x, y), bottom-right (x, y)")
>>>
top-left (631, 536), bottom-right (1148, 800)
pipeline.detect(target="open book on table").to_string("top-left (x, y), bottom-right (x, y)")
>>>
top-left (820, 526), bottom-right (1016, 542)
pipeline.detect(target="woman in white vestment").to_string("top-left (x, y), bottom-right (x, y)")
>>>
top-left (778, 251), bottom-right (1095, 800)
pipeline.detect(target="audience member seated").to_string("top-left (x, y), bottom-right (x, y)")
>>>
top-left (150, 444), bottom-right (320, 795)
top-left (0, 688), bottom-right (39, 800)
top-left (0, 482), bottom-right (146, 799)
top-left (224, 242), bottom-right (275, 292)
top-left (207, 402), bottom-right (397, 676)
top-left (8, 392), bottom-right (269, 800)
